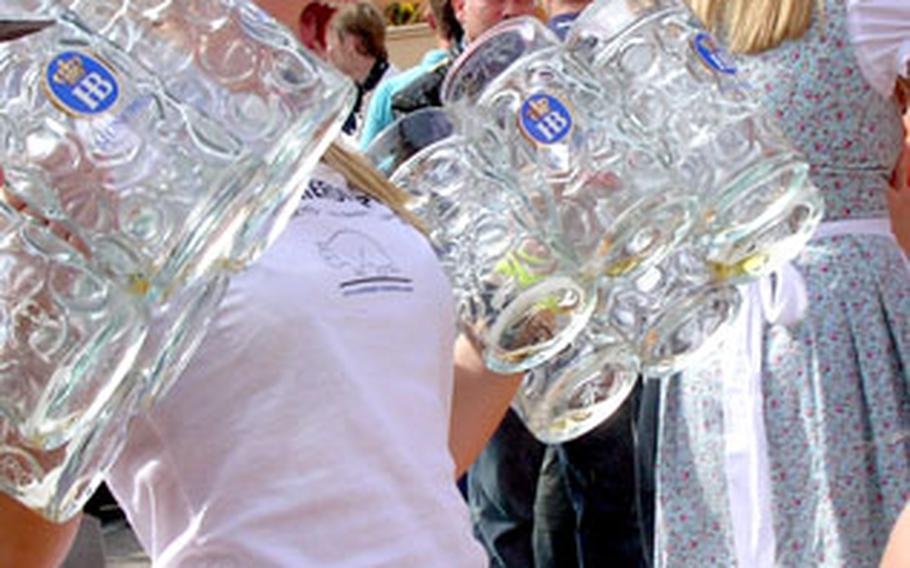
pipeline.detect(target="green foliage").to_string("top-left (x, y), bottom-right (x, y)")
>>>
top-left (384, 1), bottom-right (424, 26)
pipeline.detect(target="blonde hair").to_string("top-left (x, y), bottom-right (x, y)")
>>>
top-left (322, 142), bottom-right (426, 232)
top-left (686, 0), bottom-right (816, 54)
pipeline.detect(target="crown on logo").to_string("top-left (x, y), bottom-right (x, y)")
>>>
top-left (526, 97), bottom-right (552, 121)
top-left (52, 56), bottom-right (85, 86)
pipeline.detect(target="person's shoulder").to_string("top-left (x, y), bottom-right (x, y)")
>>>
top-left (381, 64), bottom-right (400, 82)
top-left (370, 76), bottom-right (398, 103)
top-left (421, 48), bottom-right (448, 67)
top-left (389, 47), bottom-right (459, 114)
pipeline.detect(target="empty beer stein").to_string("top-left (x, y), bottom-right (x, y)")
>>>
top-left (567, 0), bottom-right (823, 282)
top-left (0, 5), bottom-right (351, 441)
top-left (0, 4), bottom-right (353, 520)
top-left (442, 16), bottom-right (697, 282)
top-left (0, 4), bottom-right (353, 301)
top-left (368, 108), bottom-right (597, 373)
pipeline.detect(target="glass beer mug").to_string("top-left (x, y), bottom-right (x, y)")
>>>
top-left (441, 16), bottom-right (698, 282)
top-left (567, 0), bottom-right (824, 282)
top-left (0, 165), bottom-right (147, 520)
top-left (514, 245), bottom-right (740, 442)
top-left (367, 108), bottom-right (597, 373)
top-left (0, 2), bottom-right (353, 520)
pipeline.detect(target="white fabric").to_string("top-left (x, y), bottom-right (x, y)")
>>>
top-left (106, 163), bottom-right (484, 567)
top-left (723, 217), bottom-right (906, 568)
top-left (848, 0), bottom-right (910, 97)
top-left (722, 282), bottom-right (776, 568)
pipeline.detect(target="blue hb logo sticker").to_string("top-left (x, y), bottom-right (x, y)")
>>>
top-left (519, 93), bottom-right (573, 146)
top-left (692, 32), bottom-right (737, 75)
top-left (44, 51), bottom-right (120, 116)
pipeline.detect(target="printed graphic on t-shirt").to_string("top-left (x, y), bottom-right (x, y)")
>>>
top-left (299, 173), bottom-right (416, 297)
top-left (300, 175), bottom-right (374, 208)
top-left (318, 229), bottom-right (414, 296)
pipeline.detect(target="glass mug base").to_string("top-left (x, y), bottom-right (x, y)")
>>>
top-left (514, 344), bottom-right (640, 444)
top-left (640, 283), bottom-right (741, 376)
top-left (705, 187), bottom-right (824, 282)
top-left (483, 276), bottom-right (596, 374)
top-left (593, 193), bottom-right (697, 279)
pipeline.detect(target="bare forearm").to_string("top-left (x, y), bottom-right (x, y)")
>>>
top-left (881, 502), bottom-right (910, 568)
top-left (888, 108), bottom-right (910, 255)
top-left (449, 335), bottom-right (523, 478)
top-left (0, 494), bottom-right (80, 568)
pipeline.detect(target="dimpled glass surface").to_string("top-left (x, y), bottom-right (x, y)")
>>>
top-left (390, 133), bottom-right (596, 373)
top-left (568, 0), bottom-right (823, 281)
top-left (442, 13), bottom-right (820, 441)
top-left (0, 0), bottom-right (352, 520)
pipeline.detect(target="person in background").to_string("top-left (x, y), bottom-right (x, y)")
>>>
top-left (297, 1), bottom-right (337, 59)
top-left (390, 0), bottom-right (538, 117)
top-left (655, 1), bottom-right (910, 566)
top-left (326, 2), bottom-right (398, 143)
top-left (359, 0), bottom-right (464, 149)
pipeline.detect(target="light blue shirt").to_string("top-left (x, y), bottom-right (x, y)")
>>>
top-left (359, 48), bottom-right (448, 150)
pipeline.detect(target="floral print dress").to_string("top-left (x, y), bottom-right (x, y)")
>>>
top-left (655, 1), bottom-right (910, 566)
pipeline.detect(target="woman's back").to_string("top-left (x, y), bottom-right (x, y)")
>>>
top-left (104, 164), bottom-right (484, 567)
top-left (738, 0), bottom-right (904, 221)
top-left (656, 1), bottom-right (910, 567)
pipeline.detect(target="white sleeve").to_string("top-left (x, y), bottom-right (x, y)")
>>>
top-left (847, 0), bottom-right (910, 98)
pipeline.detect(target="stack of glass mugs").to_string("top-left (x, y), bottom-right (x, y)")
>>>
top-left (0, 0), bottom-right (353, 520)
top-left (369, 0), bottom-right (823, 443)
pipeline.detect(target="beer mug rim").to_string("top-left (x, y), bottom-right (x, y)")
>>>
top-left (441, 15), bottom-right (559, 107)
top-left (364, 107), bottom-right (457, 177)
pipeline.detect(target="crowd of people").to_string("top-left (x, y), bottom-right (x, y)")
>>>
top-left (1, 0), bottom-right (909, 567)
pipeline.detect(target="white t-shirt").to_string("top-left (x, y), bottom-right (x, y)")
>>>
top-left (106, 164), bottom-right (485, 567)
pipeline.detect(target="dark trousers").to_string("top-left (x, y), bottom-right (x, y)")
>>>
top-left (468, 409), bottom-right (554, 567)
top-left (468, 378), bottom-right (660, 567)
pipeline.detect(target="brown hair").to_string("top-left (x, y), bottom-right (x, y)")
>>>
top-left (429, 0), bottom-right (464, 44)
top-left (686, 0), bottom-right (816, 54)
top-left (330, 2), bottom-right (389, 60)
top-left (322, 142), bottom-right (425, 232)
